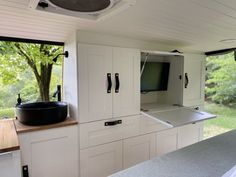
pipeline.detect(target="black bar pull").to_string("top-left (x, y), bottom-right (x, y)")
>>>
top-left (107, 73), bottom-right (112, 93)
top-left (115, 73), bottom-right (120, 93)
top-left (185, 73), bottom-right (189, 88)
top-left (104, 120), bottom-right (122, 126)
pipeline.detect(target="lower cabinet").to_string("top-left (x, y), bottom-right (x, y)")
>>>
top-left (79, 119), bottom-right (204, 177)
top-left (0, 150), bottom-right (21, 177)
top-left (18, 125), bottom-right (78, 177)
top-left (123, 134), bottom-right (156, 169)
top-left (156, 128), bottom-right (178, 156)
top-left (80, 141), bottom-right (123, 177)
top-left (178, 122), bottom-right (203, 149)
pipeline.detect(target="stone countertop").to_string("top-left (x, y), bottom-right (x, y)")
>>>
top-left (0, 119), bottom-right (20, 153)
top-left (14, 117), bottom-right (78, 133)
top-left (110, 129), bottom-right (236, 177)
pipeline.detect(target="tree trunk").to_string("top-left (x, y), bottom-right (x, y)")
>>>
top-left (37, 63), bottom-right (53, 102)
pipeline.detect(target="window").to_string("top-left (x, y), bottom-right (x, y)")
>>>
top-left (0, 38), bottom-right (64, 119)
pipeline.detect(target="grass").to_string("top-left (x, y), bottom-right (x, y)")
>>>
top-left (0, 107), bottom-right (15, 119)
top-left (203, 102), bottom-right (236, 139)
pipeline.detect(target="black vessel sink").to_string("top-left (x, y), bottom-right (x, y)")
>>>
top-left (15, 102), bottom-right (68, 125)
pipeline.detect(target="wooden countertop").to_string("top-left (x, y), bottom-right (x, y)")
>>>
top-left (0, 119), bottom-right (20, 153)
top-left (14, 118), bottom-right (78, 133)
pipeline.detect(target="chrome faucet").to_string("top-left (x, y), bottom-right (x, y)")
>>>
top-left (53, 85), bottom-right (61, 101)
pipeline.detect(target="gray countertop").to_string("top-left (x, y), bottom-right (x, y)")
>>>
top-left (110, 129), bottom-right (236, 177)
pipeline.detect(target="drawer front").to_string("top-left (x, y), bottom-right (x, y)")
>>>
top-left (178, 122), bottom-right (202, 149)
top-left (156, 128), bottom-right (178, 156)
top-left (80, 115), bottom-right (140, 149)
top-left (80, 141), bottom-right (122, 177)
top-left (140, 115), bottom-right (169, 135)
top-left (123, 133), bottom-right (156, 169)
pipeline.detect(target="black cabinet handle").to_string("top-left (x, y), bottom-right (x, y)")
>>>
top-left (115, 73), bottom-right (120, 93)
top-left (107, 73), bottom-right (112, 93)
top-left (104, 120), bottom-right (122, 126)
top-left (185, 73), bottom-right (189, 88)
top-left (22, 165), bottom-right (29, 177)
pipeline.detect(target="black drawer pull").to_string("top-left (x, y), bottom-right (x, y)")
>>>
top-left (104, 120), bottom-right (122, 126)
top-left (115, 73), bottom-right (120, 93)
top-left (107, 73), bottom-right (112, 93)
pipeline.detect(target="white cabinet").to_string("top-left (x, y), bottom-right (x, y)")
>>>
top-left (78, 44), bottom-right (140, 123)
top-left (80, 115), bottom-right (140, 149)
top-left (156, 128), bottom-right (178, 156)
top-left (0, 151), bottom-right (21, 177)
top-left (183, 53), bottom-right (205, 106)
top-left (18, 126), bottom-right (78, 177)
top-left (123, 134), bottom-right (156, 169)
top-left (113, 47), bottom-right (140, 118)
top-left (80, 141), bottom-right (123, 177)
top-left (178, 122), bottom-right (203, 149)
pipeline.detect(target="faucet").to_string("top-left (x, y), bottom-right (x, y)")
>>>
top-left (16, 93), bottom-right (22, 106)
top-left (53, 85), bottom-right (61, 101)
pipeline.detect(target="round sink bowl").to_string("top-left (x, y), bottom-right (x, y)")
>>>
top-left (15, 102), bottom-right (68, 126)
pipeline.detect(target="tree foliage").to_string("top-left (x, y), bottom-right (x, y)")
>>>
top-left (205, 52), bottom-right (236, 107)
top-left (0, 42), bottom-right (63, 102)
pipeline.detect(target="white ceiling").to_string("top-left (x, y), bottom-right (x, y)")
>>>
top-left (0, 0), bottom-right (236, 52)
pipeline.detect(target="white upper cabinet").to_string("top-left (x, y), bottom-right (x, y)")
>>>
top-left (183, 54), bottom-right (206, 106)
top-left (78, 44), bottom-right (113, 122)
top-left (78, 44), bottom-right (140, 123)
top-left (113, 47), bottom-right (140, 118)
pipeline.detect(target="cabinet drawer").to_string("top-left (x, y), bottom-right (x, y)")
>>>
top-left (80, 141), bottom-right (122, 177)
top-left (156, 128), bottom-right (178, 156)
top-left (178, 122), bottom-right (202, 149)
top-left (123, 133), bottom-right (156, 169)
top-left (80, 115), bottom-right (140, 149)
top-left (139, 115), bottom-right (169, 134)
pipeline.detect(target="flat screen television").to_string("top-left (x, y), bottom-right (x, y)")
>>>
top-left (141, 61), bottom-right (170, 92)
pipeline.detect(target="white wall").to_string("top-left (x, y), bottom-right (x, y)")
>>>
top-left (63, 31), bottom-right (79, 119)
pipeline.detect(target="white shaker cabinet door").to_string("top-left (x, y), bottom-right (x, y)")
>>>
top-left (113, 47), bottom-right (140, 118)
top-left (78, 44), bottom-right (113, 123)
top-left (183, 54), bottom-right (205, 107)
top-left (80, 141), bottom-right (123, 177)
top-left (156, 128), bottom-right (178, 156)
top-left (123, 133), bottom-right (156, 169)
top-left (178, 122), bottom-right (203, 149)
top-left (18, 126), bottom-right (78, 177)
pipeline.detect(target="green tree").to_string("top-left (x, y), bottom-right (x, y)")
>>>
top-left (205, 52), bottom-right (236, 106)
top-left (0, 42), bottom-right (63, 101)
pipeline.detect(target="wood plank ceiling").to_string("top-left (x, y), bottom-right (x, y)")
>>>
top-left (0, 0), bottom-right (236, 52)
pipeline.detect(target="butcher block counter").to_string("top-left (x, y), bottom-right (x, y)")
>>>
top-left (0, 119), bottom-right (19, 153)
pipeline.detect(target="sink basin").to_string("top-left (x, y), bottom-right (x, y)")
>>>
top-left (15, 102), bottom-right (68, 125)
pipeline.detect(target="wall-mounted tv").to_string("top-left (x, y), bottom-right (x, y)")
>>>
top-left (141, 61), bottom-right (170, 92)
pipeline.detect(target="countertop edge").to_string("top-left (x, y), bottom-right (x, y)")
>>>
top-left (14, 118), bottom-right (78, 133)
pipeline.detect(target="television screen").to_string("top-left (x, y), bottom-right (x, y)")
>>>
top-left (141, 61), bottom-right (170, 92)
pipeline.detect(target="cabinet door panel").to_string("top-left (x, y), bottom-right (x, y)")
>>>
top-left (178, 122), bottom-right (201, 149)
top-left (183, 54), bottom-right (205, 106)
top-left (156, 128), bottom-right (178, 156)
top-left (78, 44), bottom-right (113, 122)
top-left (80, 141), bottom-right (122, 177)
top-left (18, 126), bottom-right (78, 177)
top-left (123, 134), bottom-right (156, 169)
top-left (0, 151), bottom-right (21, 177)
top-left (113, 47), bottom-right (140, 117)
